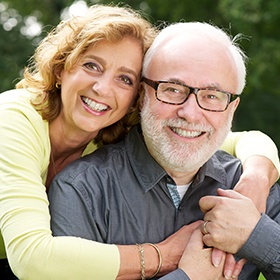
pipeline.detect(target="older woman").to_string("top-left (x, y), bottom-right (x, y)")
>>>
top-left (0, 3), bottom-right (279, 280)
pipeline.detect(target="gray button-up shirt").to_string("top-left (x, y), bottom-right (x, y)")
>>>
top-left (49, 125), bottom-right (280, 280)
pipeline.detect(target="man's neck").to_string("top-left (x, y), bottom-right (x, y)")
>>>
top-left (166, 168), bottom-right (198, 186)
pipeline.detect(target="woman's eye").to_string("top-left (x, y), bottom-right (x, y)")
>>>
top-left (84, 62), bottom-right (101, 72)
top-left (119, 75), bottom-right (133, 86)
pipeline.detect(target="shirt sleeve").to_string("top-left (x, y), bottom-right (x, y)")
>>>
top-left (159, 269), bottom-right (190, 280)
top-left (221, 131), bottom-right (280, 173)
top-left (236, 214), bottom-right (280, 278)
top-left (49, 171), bottom-right (106, 242)
top-left (0, 96), bottom-right (119, 279)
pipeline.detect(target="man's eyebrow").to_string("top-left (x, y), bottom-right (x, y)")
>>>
top-left (167, 78), bottom-right (187, 85)
top-left (168, 78), bottom-right (224, 90)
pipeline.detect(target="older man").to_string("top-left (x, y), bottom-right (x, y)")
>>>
top-left (49, 22), bottom-right (280, 279)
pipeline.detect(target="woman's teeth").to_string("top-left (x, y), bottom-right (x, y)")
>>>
top-left (82, 97), bottom-right (108, 112)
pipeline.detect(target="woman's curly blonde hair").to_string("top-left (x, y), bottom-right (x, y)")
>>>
top-left (17, 4), bottom-right (157, 144)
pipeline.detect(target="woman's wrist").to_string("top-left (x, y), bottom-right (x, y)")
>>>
top-left (117, 243), bottom-right (162, 280)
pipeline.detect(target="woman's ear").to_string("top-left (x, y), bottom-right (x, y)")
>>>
top-left (54, 66), bottom-right (63, 83)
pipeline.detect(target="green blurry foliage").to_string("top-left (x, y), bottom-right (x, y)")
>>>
top-left (1, 0), bottom-right (280, 149)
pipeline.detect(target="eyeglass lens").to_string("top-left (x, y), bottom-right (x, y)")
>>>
top-left (157, 82), bottom-right (229, 111)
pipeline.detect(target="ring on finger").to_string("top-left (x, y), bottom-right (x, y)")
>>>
top-left (202, 220), bottom-right (210, 235)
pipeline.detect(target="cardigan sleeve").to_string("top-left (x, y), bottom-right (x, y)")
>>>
top-left (221, 131), bottom-right (280, 174)
top-left (0, 90), bottom-right (119, 280)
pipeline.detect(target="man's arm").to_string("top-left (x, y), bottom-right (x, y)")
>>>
top-left (200, 189), bottom-right (280, 278)
top-left (222, 131), bottom-right (279, 212)
top-left (237, 214), bottom-right (280, 279)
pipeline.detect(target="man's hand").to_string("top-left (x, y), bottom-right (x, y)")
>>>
top-left (199, 188), bottom-right (261, 253)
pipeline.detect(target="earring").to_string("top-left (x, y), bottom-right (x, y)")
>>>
top-left (55, 82), bottom-right (61, 89)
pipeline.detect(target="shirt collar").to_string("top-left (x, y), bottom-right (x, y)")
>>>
top-left (192, 154), bottom-right (229, 187)
top-left (125, 125), bottom-right (167, 192)
top-left (125, 125), bottom-right (228, 191)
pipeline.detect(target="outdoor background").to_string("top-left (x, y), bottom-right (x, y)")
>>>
top-left (0, 1), bottom-right (275, 278)
top-left (1, 0), bottom-right (280, 153)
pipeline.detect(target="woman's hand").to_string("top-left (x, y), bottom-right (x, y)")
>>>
top-left (211, 248), bottom-right (247, 279)
top-left (178, 229), bottom-right (226, 280)
top-left (157, 220), bottom-right (203, 275)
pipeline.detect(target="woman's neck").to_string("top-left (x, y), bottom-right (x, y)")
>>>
top-left (46, 118), bottom-right (98, 189)
top-left (49, 116), bottom-right (98, 153)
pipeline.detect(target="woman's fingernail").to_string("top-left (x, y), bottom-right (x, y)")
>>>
top-left (225, 270), bottom-right (232, 279)
top-left (213, 258), bottom-right (220, 267)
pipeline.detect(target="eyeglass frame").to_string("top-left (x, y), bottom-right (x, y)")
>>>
top-left (142, 77), bottom-right (240, 112)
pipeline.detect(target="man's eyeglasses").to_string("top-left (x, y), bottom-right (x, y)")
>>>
top-left (143, 77), bottom-right (240, 112)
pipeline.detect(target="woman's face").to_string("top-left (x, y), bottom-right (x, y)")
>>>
top-left (58, 37), bottom-right (143, 137)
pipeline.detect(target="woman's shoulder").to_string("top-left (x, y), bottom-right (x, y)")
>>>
top-left (0, 88), bottom-right (42, 117)
top-left (0, 88), bottom-right (48, 136)
top-left (0, 88), bottom-right (33, 106)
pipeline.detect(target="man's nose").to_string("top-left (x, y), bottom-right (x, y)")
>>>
top-left (176, 93), bottom-right (203, 121)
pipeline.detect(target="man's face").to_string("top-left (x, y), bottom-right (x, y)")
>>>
top-left (141, 34), bottom-right (240, 183)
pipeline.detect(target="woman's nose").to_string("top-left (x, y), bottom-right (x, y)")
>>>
top-left (92, 75), bottom-right (113, 97)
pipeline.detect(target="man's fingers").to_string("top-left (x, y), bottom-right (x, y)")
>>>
top-left (199, 196), bottom-right (219, 213)
top-left (200, 188), bottom-right (246, 213)
top-left (216, 188), bottom-right (246, 199)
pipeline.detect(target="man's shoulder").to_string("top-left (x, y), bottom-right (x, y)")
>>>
top-left (204, 150), bottom-right (242, 186)
top-left (87, 140), bottom-right (127, 161)
top-left (213, 149), bottom-right (242, 168)
top-left (56, 141), bottom-right (128, 182)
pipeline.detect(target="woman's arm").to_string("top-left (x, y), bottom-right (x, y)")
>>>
top-left (117, 223), bottom-right (201, 279)
top-left (0, 92), bottom-right (198, 280)
top-left (222, 131), bottom-right (279, 212)
top-left (234, 155), bottom-right (278, 212)
top-left (0, 97), bottom-right (119, 280)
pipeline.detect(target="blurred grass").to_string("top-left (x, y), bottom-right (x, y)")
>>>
top-left (258, 273), bottom-right (266, 280)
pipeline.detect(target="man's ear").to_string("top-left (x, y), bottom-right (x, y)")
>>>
top-left (233, 97), bottom-right (240, 110)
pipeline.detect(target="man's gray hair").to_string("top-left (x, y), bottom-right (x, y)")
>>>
top-left (142, 22), bottom-right (247, 95)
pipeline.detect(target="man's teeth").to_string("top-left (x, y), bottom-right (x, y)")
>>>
top-left (171, 127), bottom-right (202, 138)
top-left (82, 97), bottom-right (108, 112)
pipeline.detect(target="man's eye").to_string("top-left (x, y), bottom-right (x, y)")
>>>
top-left (164, 87), bottom-right (181, 94)
top-left (206, 94), bottom-right (218, 100)
top-left (202, 90), bottom-right (225, 101)
top-left (169, 87), bottom-right (180, 93)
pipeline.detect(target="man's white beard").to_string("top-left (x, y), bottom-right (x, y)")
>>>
top-left (140, 96), bottom-right (232, 173)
